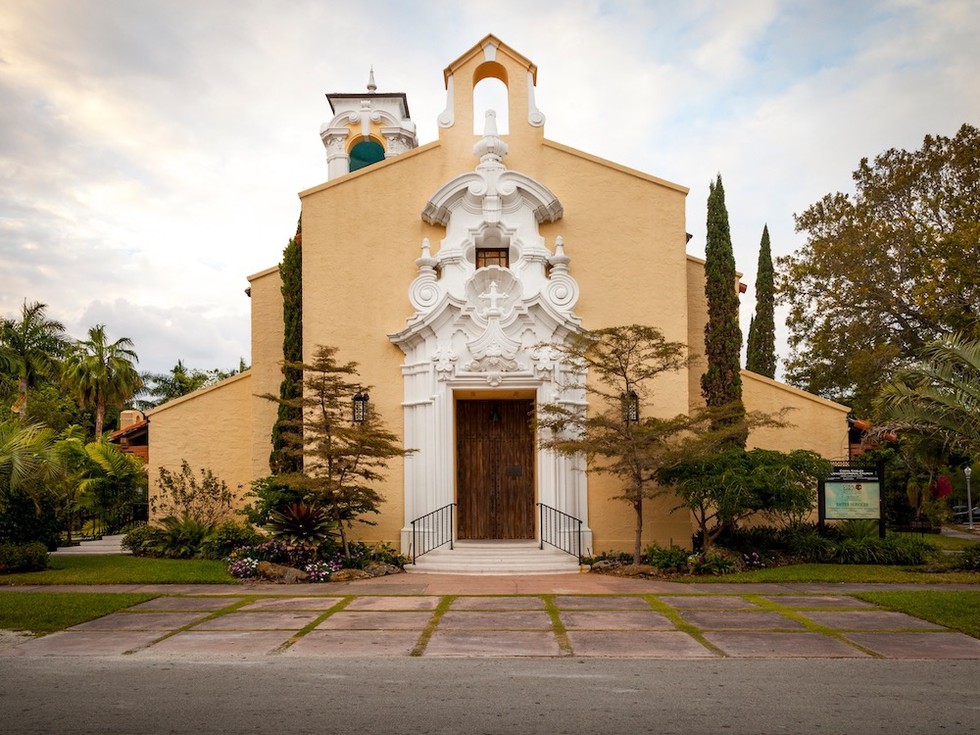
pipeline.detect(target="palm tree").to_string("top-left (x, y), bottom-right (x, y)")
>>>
top-left (137, 359), bottom-right (211, 409)
top-left (876, 334), bottom-right (980, 460)
top-left (0, 301), bottom-right (67, 419)
top-left (0, 419), bottom-right (57, 497)
top-left (63, 325), bottom-right (142, 439)
top-left (77, 440), bottom-right (147, 534)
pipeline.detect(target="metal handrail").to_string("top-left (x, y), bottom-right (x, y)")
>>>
top-left (410, 503), bottom-right (456, 564)
top-left (537, 503), bottom-right (583, 560)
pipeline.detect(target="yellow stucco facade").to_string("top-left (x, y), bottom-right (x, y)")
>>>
top-left (147, 35), bottom-right (849, 556)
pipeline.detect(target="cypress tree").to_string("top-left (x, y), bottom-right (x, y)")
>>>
top-left (269, 215), bottom-right (304, 474)
top-left (701, 175), bottom-right (746, 446)
top-left (746, 224), bottom-right (776, 378)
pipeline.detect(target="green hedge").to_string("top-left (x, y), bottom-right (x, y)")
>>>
top-left (0, 541), bottom-right (50, 574)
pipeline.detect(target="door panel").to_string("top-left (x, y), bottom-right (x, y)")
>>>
top-left (456, 399), bottom-right (534, 539)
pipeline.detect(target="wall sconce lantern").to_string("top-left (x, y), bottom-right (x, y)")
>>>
top-left (352, 392), bottom-right (369, 423)
top-left (489, 403), bottom-right (502, 423)
top-left (623, 390), bottom-right (639, 425)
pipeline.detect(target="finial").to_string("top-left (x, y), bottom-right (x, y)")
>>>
top-left (367, 66), bottom-right (377, 93)
top-left (483, 109), bottom-right (499, 137)
top-left (473, 109), bottom-right (508, 164)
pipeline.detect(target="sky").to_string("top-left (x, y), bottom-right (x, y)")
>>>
top-left (1, 0), bottom-right (978, 376)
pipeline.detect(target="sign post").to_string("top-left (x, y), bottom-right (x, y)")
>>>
top-left (818, 465), bottom-right (885, 538)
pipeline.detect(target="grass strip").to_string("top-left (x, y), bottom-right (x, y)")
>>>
top-left (746, 594), bottom-right (880, 657)
top-left (1, 556), bottom-right (236, 585)
top-left (124, 595), bottom-right (258, 653)
top-left (277, 596), bottom-right (355, 653)
top-left (541, 595), bottom-right (573, 656)
top-left (679, 564), bottom-right (980, 584)
top-left (855, 590), bottom-right (980, 639)
top-left (645, 595), bottom-right (726, 656)
top-left (0, 591), bottom-right (158, 633)
top-left (410, 596), bottom-right (454, 656)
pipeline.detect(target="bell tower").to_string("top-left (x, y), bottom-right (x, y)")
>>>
top-left (437, 35), bottom-right (547, 159)
top-left (319, 68), bottom-right (418, 180)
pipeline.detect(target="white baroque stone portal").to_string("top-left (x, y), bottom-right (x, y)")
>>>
top-left (389, 111), bottom-right (590, 552)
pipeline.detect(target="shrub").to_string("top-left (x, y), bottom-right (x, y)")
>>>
top-left (831, 538), bottom-right (882, 564)
top-left (644, 544), bottom-right (690, 572)
top-left (199, 520), bottom-right (263, 560)
top-left (827, 535), bottom-right (935, 565)
top-left (953, 543), bottom-right (980, 571)
top-left (224, 538), bottom-right (407, 581)
top-left (878, 535), bottom-right (935, 565)
top-left (835, 519), bottom-right (880, 540)
top-left (0, 541), bottom-right (49, 574)
top-left (686, 550), bottom-right (736, 575)
top-left (122, 524), bottom-right (164, 557)
top-left (715, 524), bottom-right (786, 552)
top-left (0, 489), bottom-right (61, 550)
top-left (786, 528), bottom-right (835, 562)
top-left (243, 476), bottom-right (306, 526)
top-left (226, 539), bottom-right (302, 579)
top-left (149, 515), bottom-right (214, 559)
top-left (153, 461), bottom-right (235, 525)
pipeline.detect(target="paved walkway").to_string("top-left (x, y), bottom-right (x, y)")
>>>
top-left (4, 573), bottom-right (980, 660)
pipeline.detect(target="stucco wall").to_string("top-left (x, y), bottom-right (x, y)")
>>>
top-left (147, 38), bottom-right (851, 555)
top-left (247, 266), bottom-right (284, 480)
top-left (147, 372), bottom-right (255, 518)
top-left (743, 370), bottom-right (850, 460)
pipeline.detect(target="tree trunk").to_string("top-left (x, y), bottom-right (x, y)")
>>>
top-left (95, 401), bottom-right (105, 439)
top-left (14, 376), bottom-right (28, 420)
top-left (633, 497), bottom-right (643, 566)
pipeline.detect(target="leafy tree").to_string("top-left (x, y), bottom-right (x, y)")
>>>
top-left (538, 325), bottom-right (689, 565)
top-left (659, 448), bottom-right (830, 549)
top-left (701, 175), bottom-right (746, 446)
top-left (270, 218), bottom-right (304, 474)
top-left (778, 124), bottom-right (980, 413)
top-left (63, 324), bottom-right (142, 439)
top-left (746, 224), bottom-right (776, 378)
top-left (876, 334), bottom-right (980, 462)
top-left (264, 345), bottom-right (409, 559)
top-left (0, 301), bottom-right (68, 419)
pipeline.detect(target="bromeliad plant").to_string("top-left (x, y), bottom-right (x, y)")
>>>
top-left (265, 501), bottom-right (336, 548)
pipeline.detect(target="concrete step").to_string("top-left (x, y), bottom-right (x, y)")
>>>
top-left (406, 540), bottom-right (580, 575)
top-left (52, 534), bottom-right (131, 556)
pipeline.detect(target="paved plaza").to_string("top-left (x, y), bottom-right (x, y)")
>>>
top-left (4, 574), bottom-right (980, 659)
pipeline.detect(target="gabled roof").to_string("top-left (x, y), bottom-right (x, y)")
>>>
top-left (108, 418), bottom-right (148, 442)
top-left (442, 34), bottom-right (537, 87)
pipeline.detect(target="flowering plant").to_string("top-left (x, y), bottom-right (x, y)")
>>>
top-left (686, 551), bottom-right (736, 576)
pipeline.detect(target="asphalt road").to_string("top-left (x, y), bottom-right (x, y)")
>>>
top-left (2, 657), bottom-right (979, 734)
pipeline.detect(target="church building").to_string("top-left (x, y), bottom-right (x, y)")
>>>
top-left (147, 36), bottom-right (849, 572)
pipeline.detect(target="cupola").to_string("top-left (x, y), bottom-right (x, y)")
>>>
top-left (319, 68), bottom-right (418, 180)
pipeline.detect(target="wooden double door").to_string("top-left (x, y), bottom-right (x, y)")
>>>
top-left (456, 399), bottom-right (535, 540)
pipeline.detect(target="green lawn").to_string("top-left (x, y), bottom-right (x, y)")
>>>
top-left (0, 592), bottom-right (157, 633)
top-left (686, 564), bottom-right (980, 584)
top-left (0, 555), bottom-right (236, 585)
top-left (856, 590), bottom-right (980, 638)
top-left (895, 532), bottom-right (978, 551)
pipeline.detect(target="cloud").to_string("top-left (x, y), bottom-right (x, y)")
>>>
top-left (1, 0), bottom-right (978, 382)
top-left (70, 299), bottom-right (250, 374)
